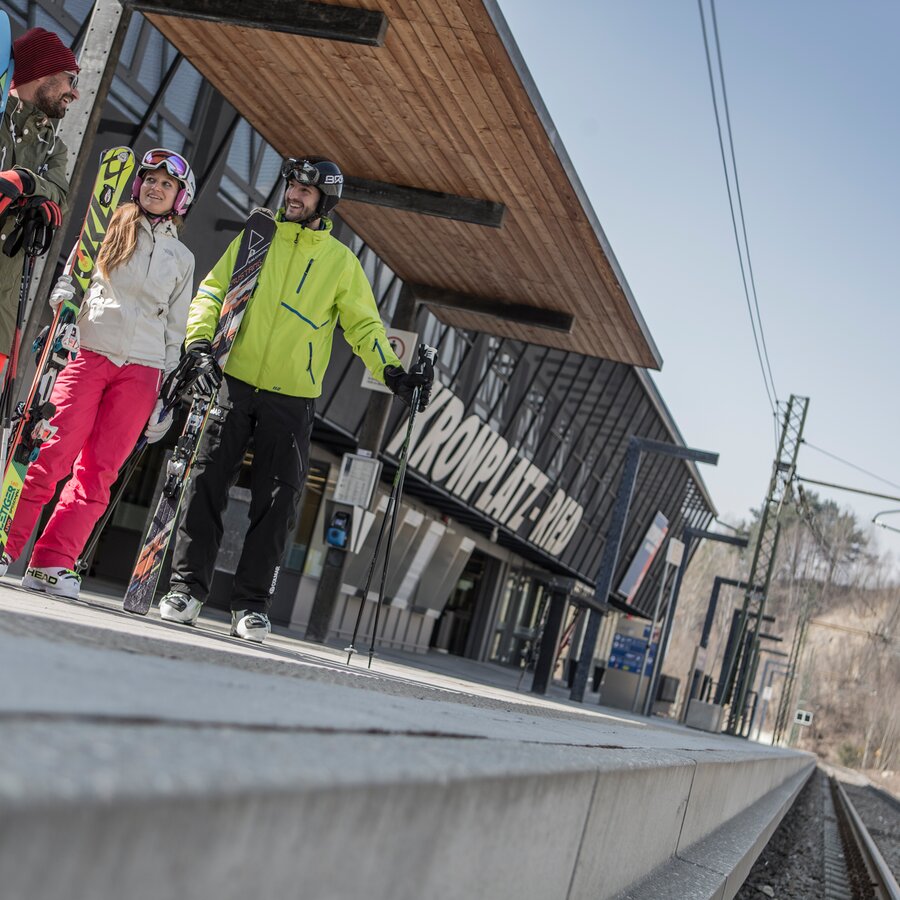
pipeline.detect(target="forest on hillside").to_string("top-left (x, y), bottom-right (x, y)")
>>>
top-left (664, 491), bottom-right (899, 776)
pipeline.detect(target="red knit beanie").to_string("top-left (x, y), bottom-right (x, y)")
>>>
top-left (10, 28), bottom-right (79, 89)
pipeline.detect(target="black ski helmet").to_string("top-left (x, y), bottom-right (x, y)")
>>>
top-left (281, 157), bottom-right (343, 218)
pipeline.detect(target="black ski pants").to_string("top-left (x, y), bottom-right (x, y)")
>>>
top-left (169, 374), bottom-right (314, 614)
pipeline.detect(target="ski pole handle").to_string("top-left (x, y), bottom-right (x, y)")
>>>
top-left (416, 343), bottom-right (437, 369)
top-left (410, 344), bottom-right (437, 413)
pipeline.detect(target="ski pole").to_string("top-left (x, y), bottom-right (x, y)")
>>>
top-left (344, 485), bottom-right (393, 664)
top-left (365, 400), bottom-right (419, 669)
top-left (345, 344), bottom-right (437, 666)
top-left (366, 345), bottom-right (436, 667)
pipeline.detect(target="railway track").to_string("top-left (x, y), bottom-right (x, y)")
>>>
top-left (826, 775), bottom-right (899, 899)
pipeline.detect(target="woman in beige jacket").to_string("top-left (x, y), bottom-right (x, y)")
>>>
top-left (0, 148), bottom-right (195, 599)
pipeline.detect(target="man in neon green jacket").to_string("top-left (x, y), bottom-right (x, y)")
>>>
top-left (158, 157), bottom-right (433, 643)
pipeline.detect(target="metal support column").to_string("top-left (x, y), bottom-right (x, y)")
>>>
top-left (530, 581), bottom-right (569, 695)
top-left (647, 527), bottom-right (747, 718)
top-left (678, 576), bottom-right (747, 721)
top-left (570, 437), bottom-right (718, 702)
top-left (20, 0), bottom-right (131, 368)
top-left (570, 437), bottom-right (641, 702)
top-left (750, 655), bottom-right (789, 741)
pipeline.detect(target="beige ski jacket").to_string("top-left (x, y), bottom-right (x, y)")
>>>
top-left (78, 214), bottom-right (195, 375)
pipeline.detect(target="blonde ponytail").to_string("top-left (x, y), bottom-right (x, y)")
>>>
top-left (96, 202), bottom-right (142, 278)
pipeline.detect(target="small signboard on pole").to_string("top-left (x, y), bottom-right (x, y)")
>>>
top-left (666, 537), bottom-right (685, 567)
top-left (794, 709), bottom-right (813, 727)
top-left (616, 511), bottom-right (669, 601)
top-left (361, 327), bottom-right (418, 394)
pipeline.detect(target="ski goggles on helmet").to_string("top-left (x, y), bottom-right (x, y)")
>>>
top-left (281, 158), bottom-right (324, 186)
top-left (140, 148), bottom-right (191, 180)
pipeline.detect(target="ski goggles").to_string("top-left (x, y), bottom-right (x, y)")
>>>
top-left (281, 158), bottom-right (321, 186)
top-left (140, 148), bottom-right (190, 180)
top-left (63, 71), bottom-right (79, 90)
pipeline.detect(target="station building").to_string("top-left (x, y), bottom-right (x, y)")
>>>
top-left (6, 0), bottom-right (716, 695)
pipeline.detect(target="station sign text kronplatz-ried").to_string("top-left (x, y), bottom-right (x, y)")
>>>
top-left (385, 382), bottom-right (584, 555)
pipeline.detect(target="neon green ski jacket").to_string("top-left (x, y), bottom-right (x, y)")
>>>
top-left (184, 211), bottom-right (401, 397)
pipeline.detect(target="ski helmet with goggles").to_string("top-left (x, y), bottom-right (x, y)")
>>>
top-left (132, 148), bottom-right (196, 217)
top-left (281, 157), bottom-right (343, 218)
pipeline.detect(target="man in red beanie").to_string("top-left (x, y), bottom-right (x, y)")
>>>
top-left (0, 27), bottom-right (79, 366)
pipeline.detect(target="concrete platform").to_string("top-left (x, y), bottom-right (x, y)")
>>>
top-left (0, 582), bottom-right (814, 900)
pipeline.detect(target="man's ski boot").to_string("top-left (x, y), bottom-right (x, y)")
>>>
top-left (22, 565), bottom-right (81, 599)
top-left (158, 590), bottom-right (202, 625)
top-left (0, 552), bottom-right (11, 577)
top-left (231, 610), bottom-right (270, 644)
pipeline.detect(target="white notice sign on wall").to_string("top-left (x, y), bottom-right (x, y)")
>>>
top-left (361, 327), bottom-right (418, 393)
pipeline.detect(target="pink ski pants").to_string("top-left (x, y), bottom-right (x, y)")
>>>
top-left (5, 349), bottom-right (160, 569)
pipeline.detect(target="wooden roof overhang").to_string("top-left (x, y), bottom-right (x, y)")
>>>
top-left (133, 0), bottom-right (662, 368)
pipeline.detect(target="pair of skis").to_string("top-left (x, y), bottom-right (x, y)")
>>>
top-left (0, 146), bottom-right (135, 556)
top-left (123, 209), bottom-right (276, 615)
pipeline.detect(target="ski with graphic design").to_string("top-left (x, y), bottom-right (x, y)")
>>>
top-left (124, 208), bottom-right (277, 615)
top-left (0, 147), bottom-right (135, 555)
top-left (0, 11), bottom-right (13, 118)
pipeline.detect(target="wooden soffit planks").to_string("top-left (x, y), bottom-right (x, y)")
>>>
top-left (143, 0), bottom-right (662, 369)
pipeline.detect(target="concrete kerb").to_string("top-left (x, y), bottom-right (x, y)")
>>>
top-left (617, 762), bottom-right (816, 900)
top-left (0, 722), bottom-right (814, 900)
top-left (570, 749), bottom-right (813, 899)
top-left (678, 751), bottom-right (813, 849)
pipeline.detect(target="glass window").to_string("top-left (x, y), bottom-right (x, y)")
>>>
top-left (489, 570), bottom-right (549, 668)
top-left (285, 461), bottom-right (330, 572)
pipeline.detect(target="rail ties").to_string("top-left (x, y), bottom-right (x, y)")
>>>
top-left (824, 779), bottom-right (856, 899)
top-left (828, 776), bottom-right (900, 900)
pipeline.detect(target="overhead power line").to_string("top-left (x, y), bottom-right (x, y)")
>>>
top-left (802, 439), bottom-right (900, 492)
top-left (796, 476), bottom-right (900, 505)
top-left (697, 0), bottom-right (779, 431)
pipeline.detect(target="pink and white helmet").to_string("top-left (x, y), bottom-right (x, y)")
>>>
top-left (132, 148), bottom-right (196, 217)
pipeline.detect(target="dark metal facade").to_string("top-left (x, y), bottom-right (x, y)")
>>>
top-left (5, 1), bottom-right (715, 616)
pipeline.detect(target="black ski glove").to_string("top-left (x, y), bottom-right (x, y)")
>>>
top-left (2, 196), bottom-right (62, 258)
top-left (0, 168), bottom-right (36, 218)
top-left (184, 339), bottom-right (223, 399)
top-left (383, 358), bottom-right (434, 412)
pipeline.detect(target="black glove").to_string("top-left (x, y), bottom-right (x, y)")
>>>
top-left (0, 168), bottom-right (36, 218)
top-left (184, 339), bottom-right (223, 399)
top-left (383, 358), bottom-right (434, 413)
top-left (23, 196), bottom-right (62, 228)
top-left (2, 196), bottom-right (62, 258)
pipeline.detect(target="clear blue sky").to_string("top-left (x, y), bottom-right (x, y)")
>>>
top-left (497, 0), bottom-right (900, 561)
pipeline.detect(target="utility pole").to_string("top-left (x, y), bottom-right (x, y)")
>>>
top-left (724, 395), bottom-right (808, 735)
top-left (772, 599), bottom-right (810, 744)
